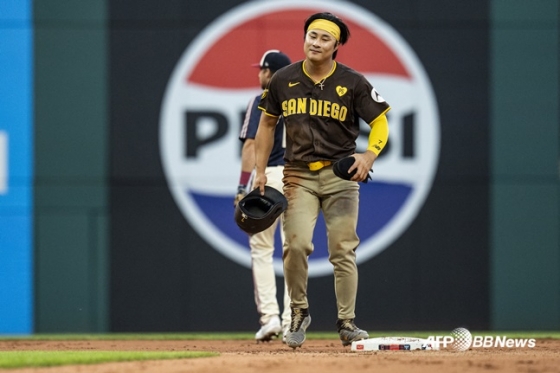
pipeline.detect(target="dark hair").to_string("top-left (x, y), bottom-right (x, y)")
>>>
top-left (303, 12), bottom-right (350, 59)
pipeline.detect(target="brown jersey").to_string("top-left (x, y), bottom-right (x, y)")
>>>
top-left (258, 61), bottom-right (390, 163)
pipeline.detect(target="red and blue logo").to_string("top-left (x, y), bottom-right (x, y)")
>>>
top-left (160, 0), bottom-right (440, 277)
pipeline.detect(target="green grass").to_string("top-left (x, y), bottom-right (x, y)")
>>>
top-left (0, 350), bottom-right (217, 369)
top-left (1, 331), bottom-right (560, 341)
top-left (0, 332), bottom-right (255, 341)
top-left (0, 331), bottom-right (558, 369)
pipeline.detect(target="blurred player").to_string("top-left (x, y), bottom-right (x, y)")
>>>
top-left (235, 50), bottom-right (292, 342)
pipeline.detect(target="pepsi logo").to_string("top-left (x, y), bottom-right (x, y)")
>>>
top-left (160, 0), bottom-right (440, 277)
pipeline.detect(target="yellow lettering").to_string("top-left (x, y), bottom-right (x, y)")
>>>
top-left (284, 99), bottom-right (347, 120)
top-left (309, 99), bottom-right (317, 115)
top-left (297, 98), bottom-right (306, 114)
top-left (331, 103), bottom-right (339, 119)
top-left (339, 106), bottom-right (347, 121)
top-left (323, 101), bottom-right (331, 117)
top-left (288, 99), bottom-right (297, 115)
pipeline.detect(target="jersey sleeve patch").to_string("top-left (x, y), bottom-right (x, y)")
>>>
top-left (371, 87), bottom-right (385, 103)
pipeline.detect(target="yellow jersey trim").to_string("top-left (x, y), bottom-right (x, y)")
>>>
top-left (258, 106), bottom-right (279, 118)
top-left (302, 61), bottom-right (337, 84)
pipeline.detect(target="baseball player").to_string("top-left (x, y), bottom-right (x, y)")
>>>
top-left (253, 12), bottom-right (390, 349)
top-left (235, 50), bottom-right (292, 342)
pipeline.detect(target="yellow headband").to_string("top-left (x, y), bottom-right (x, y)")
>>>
top-left (307, 19), bottom-right (341, 41)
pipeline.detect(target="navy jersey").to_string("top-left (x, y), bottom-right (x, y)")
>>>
top-left (239, 94), bottom-right (285, 167)
top-left (258, 61), bottom-right (390, 163)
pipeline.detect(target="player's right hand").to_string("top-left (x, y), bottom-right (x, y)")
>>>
top-left (253, 173), bottom-right (267, 195)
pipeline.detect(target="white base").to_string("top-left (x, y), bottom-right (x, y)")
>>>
top-left (351, 337), bottom-right (440, 351)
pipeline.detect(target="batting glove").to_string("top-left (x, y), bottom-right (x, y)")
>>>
top-left (234, 184), bottom-right (247, 208)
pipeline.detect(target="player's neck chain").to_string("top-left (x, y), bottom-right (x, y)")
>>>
top-left (318, 79), bottom-right (325, 90)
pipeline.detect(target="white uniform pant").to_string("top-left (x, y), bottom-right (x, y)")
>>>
top-left (250, 165), bottom-right (291, 329)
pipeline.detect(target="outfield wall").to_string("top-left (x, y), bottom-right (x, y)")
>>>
top-left (0, 0), bottom-right (34, 334)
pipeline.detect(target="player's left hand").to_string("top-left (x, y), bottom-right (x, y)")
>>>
top-left (348, 151), bottom-right (377, 182)
top-left (233, 185), bottom-right (247, 208)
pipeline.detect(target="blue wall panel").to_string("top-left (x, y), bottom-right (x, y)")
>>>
top-left (0, 0), bottom-right (34, 334)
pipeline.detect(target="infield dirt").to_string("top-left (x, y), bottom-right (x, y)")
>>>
top-left (1, 338), bottom-right (559, 373)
